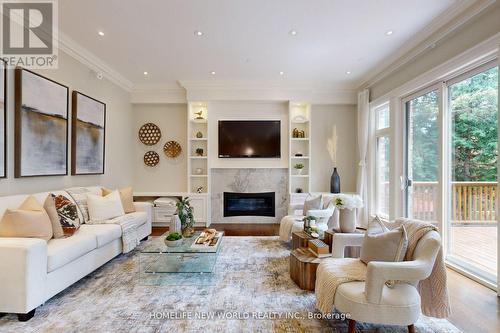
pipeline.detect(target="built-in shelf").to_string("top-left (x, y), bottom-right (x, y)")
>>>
top-left (189, 156), bottom-right (207, 159)
top-left (189, 138), bottom-right (208, 141)
top-left (190, 174), bottom-right (208, 177)
top-left (291, 120), bottom-right (310, 124)
top-left (291, 156), bottom-right (309, 159)
top-left (289, 102), bottom-right (312, 194)
top-left (190, 119), bottom-right (207, 124)
top-left (291, 175), bottom-right (309, 178)
top-left (291, 138), bottom-right (309, 141)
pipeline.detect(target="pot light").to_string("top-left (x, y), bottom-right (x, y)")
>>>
top-left (143, 71), bottom-right (148, 76)
top-left (385, 30), bottom-right (393, 36)
top-left (346, 71), bottom-right (351, 75)
top-left (289, 29), bottom-right (297, 36)
top-left (194, 30), bottom-right (203, 37)
top-left (279, 71), bottom-right (284, 76)
top-left (98, 31), bottom-right (104, 36)
top-left (210, 71), bottom-right (216, 75)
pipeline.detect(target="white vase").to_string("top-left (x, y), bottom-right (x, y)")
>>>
top-left (169, 215), bottom-right (182, 233)
top-left (296, 168), bottom-right (303, 175)
top-left (339, 209), bottom-right (356, 233)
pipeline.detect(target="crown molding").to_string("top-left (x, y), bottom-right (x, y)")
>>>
top-left (357, 0), bottom-right (495, 89)
top-left (57, 31), bottom-right (134, 92)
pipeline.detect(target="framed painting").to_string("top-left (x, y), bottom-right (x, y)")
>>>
top-left (71, 91), bottom-right (106, 175)
top-left (14, 68), bottom-right (69, 177)
top-left (0, 60), bottom-right (6, 178)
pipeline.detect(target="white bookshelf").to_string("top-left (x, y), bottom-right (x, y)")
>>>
top-left (187, 102), bottom-right (210, 194)
top-left (289, 102), bottom-right (312, 194)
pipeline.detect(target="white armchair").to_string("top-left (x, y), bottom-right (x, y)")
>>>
top-left (329, 230), bottom-right (441, 333)
top-left (279, 198), bottom-right (336, 241)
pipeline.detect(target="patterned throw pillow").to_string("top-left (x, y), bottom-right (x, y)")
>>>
top-left (52, 194), bottom-right (81, 236)
top-left (65, 187), bottom-right (90, 223)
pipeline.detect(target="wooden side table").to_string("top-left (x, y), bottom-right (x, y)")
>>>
top-left (290, 247), bottom-right (322, 291)
top-left (291, 231), bottom-right (313, 250)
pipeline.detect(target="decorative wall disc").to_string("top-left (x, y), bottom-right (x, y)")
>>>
top-left (138, 123), bottom-right (162, 145)
top-left (143, 151), bottom-right (160, 167)
top-left (163, 141), bottom-right (182, 158)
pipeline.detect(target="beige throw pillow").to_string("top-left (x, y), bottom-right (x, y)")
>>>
top-left (102, 187), bottom-right (135, 214)
top-left (302, 194), bottom-right (322, 216)
top-left (88, 191), bottom-right (125, 221)
top-left (44, 195), bottom-right (65, 239)
top-left (360, 225), bottom-right (408, 265)
top-left (0, 196), bottom-right (53, 241)
top-left (367, 215), bottom-right (390, 235)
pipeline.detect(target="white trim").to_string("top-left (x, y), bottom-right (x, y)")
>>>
top-left (447, 261), bottom-right (497, 292)
top-left (359, 0), bottom-right (496, 89)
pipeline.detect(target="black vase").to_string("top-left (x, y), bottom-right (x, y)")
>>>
top-left (331, 167), bottom-right (340, 193)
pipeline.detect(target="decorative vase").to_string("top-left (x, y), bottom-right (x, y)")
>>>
top-left (296, 168), bottom-right (303, 175)
top-left (339, 209), bottom-right (356, 233)
top-left (169, 215), bottom-right (182, 233)
top-left (196, 131), bottom-right (203, 138)
top-left (182, 226), bottom-right (195, 238)
top-left (331, 167), bottom-right (341, 193)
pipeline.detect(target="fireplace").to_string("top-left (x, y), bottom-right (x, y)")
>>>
top-left (223, 192), bottom-right (275, 217)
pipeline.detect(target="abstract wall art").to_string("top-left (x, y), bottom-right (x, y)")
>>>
top-left (71, 91), bottom-right (106, 175)
top-left (14, 68), bottom-right (69, 177)
top-left (0, 60), bottom-right (6, 178)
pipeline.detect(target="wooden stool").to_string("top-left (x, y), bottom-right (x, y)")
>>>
top-left (291, 231), bottom-right (314, 250)
top-left (290, 247), bottom-right (322, 290)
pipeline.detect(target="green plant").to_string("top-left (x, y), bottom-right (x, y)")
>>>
top-left (294, 163), bottom-right (304, 169)
top-left (166, 232), bottom-right (182, 241)
top-left (176, 197), bottom-right (195, 229)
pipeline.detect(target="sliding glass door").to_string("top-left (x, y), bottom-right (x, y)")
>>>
top-left (405, 89), bottom-right (440, 225)
top-left (446, 64), bottom-right (498, 283)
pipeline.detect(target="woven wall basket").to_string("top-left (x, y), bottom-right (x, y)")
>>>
top-left (138, 123), bottom-right (162, 145)
top-left (143, 151), bottom-right (160, 167)
top-left (163, 141), bottom-right (182, 158)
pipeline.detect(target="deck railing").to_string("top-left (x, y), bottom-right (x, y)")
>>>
top-left (411, 181), bottom-right (497, 224)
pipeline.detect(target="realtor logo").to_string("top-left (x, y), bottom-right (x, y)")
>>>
top-left (0, 0), bottom-right (58, 68)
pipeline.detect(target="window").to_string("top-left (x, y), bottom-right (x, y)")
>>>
top-left (374, 103), bottom-right (390, 218)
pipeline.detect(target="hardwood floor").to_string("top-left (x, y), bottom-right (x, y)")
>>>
top-left (151, 226), bottom-right (499, 332)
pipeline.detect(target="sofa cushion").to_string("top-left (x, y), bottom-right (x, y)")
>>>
top-left (52, 194), bottom-right (81, 236)
top-left (79, 224), bottom-right (122, 247)
top-left (47, 232), bottom-right (97, 272)
top-left (87, 191), bottom-right (125, 221)
top-left (44, 195), bottom-right (65, 239)
top-left (102, 187), bottom-right (135, 214)
top-left (122, 211), bottom-right (148, 227)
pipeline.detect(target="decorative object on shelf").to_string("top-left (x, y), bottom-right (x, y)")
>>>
top-left (299, 130), bottom-right (305, 138)
top-left (176, 197), bottom-right (195, 237)
top-left (294, 163), bottom-right (304, 175)
top-left (138, 123), bottom-right (161, 146)
top-left (71, 91), bottom-right (106, 175)
top-left (295, 188), bottom-right (303, 193)
top-left (194, 110), bottom-right (204, 120)
top-left (292, 128), bottom-right (299, 138)
top-left (333, 194), bottom-right (363, 233)
top-left (163, 140), bottom-right (182, 158)
top-left (294, 153), bottom-right (303, 157)
top-left (143, 151), bottom-right (160, 167)
top-left (196, 131), bottom-right (203, 138)
top-left (0, 59), bottom-right (6, 178)
top-left (196, 186), bottom-right (204, 193)
top-left (302, 215), bottom-right (317, 235)
top-left (164, 232), bottom-right (183, 247)
top-left (169, 214), bottom-right (182, 233)
top-left (292, 114), bottom-right (307, 123)
top-left (195, 167), bottom-right (203, 175)
top-left (331, 167), bottom-right (341, 193)
top-left (14, 68), bottom-right (69, 177)
top-left (195, 148), bottom-right (204, 156)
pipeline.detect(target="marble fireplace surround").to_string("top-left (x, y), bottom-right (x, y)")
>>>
top-left (211, 168), bottom-right (288, 223)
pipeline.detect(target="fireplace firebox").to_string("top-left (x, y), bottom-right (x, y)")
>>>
top-left (223, 192), bottom-right (275, 217)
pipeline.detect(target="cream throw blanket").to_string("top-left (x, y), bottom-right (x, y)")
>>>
top-left (315, 219), bottom-right (451, 318)
top-left (87, 214), bottom-right (140, 254)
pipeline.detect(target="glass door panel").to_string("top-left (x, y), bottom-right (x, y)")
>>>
top-left (406, 90), bottom-right (440, 225)
top-left (447, 65), bottom-right (498, 282)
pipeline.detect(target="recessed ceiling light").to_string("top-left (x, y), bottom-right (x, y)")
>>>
top-left (98, 31), bottom-right (104, 36)
top-left (346, 71), bottom-right (351, 75)
top-left (194, 30), bottom-right (203, 37)
top-left (289, 29), bottom-right (297, 36)
top-left (143, 71), bottom-right (148, 75)
top-left (279, 71), bottom-right (284, 76)
top-left (210, 71), bottom-right (216, 75)
top-left (385, 30), bottom-right (393, 36)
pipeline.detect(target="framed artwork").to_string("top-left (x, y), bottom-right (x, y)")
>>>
top-left (71, 91), bottom-right (106, 175)
top-left (0, 60), bottom-right (6, 178)
top-left (14, 68), bottom-right (69, 177)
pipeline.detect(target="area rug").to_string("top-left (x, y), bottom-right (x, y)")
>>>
top-left (0, 237), bottom-right (461, 333)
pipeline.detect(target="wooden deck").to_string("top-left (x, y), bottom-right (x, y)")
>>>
top-left (449, 225), bottom-right (497, 276)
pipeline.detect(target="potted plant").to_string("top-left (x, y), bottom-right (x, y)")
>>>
top-left (333, 194), bottom-right (363, 233)
top-left (302, 216), bottom-right (319, 237)
top-left (294, 163), bottom-right (305, 175)
top-left (164, 232), bottom-right (183, 247)
top-left (176, 197), bottom-right (195, 237)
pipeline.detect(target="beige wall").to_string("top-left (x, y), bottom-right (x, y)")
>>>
top-left (0, 51), bottom-right (134, 196)
top-left (369, 1), bottom-right (500, 101)
top-left (132, 104), bottom-right (188, 192)
top-left (311, 105), bottom-right (357, 192)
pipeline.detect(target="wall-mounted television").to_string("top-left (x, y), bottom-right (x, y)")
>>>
top-left (218, 120), bottom-right (281, 158)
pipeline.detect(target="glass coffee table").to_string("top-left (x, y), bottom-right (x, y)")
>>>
top-left (138, 231), bottom-right (224, 285)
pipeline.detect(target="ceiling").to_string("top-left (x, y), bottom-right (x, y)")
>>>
top-left (59, 0), bottom-right (459, 90)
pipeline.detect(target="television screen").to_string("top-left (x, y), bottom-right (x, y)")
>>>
top-left (218, 120), bottom-right (281, 158)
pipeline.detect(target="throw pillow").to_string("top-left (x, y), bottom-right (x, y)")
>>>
top-left (87, 191), bottom-right (125, 221)
top-left (367, 215), bottom-right (390, 235)
top-left (302, 194), bottom-right (322, 216)
top-left (0, 196), bottom-right (53, 241)
top-left (43, 195), bottom-right (65, 238)
top-left (65, 187), bottom-right (91, 223)
top-left (360, 225), bottom-right (408, 265)
top-left (52, 194), bottom-right (81, 236)
top-left (102, 187), bottom-right (135, 214)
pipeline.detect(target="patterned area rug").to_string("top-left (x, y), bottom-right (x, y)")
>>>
top-left (0, 237), bottom-right (461, 333)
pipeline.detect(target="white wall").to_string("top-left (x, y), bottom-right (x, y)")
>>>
top-left (0, 51), bottom-right (134, 196)
top-left (311, 104), bottom-right (357, 193)
top-left (208, 101), bottom-right (289, 169)
top-left (132, 104), bottom-right (188, 192)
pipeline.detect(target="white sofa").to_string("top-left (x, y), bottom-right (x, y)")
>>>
top-left (0, 186), bottom-right (152, 321)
